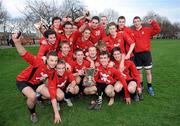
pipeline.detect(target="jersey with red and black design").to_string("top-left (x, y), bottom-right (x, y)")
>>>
top-left (57, 51), bottom-right (74, 64)
top-left (16, 51), bottom-right (55, 85)
top-left (94, 64), bottom-right (130, 98)
top-left (132, 20), bottom-right (161, 53)
top-left (74, 37), bottom-right (93, 53)
top-left (113, 60), bottom-right (141, 88)
top-left (37, 43), bottom-right (56, 58)
top-left (60, 30), bottom-right (81, 52)
top-left (48, 70), bottom-right (75, 100)
top-left (71, 60), bottom-right (90, 73)
top-left (102, 32), bottom-right (134, 54)
top-left (38, 32), bottom-right (61, 51)
top-left (89, 26), bottom-right (107, 45)
top-left (118, 26), bottom-right (135, 57)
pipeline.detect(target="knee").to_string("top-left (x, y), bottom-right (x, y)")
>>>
top-left (27, 93), bottom-right (36, 101)
top-left (128, 86), bottom-right (136, 94)
top-left (57, 92), bottom-right (64, 101)
top-left (114, 85), bottom-right (123, 93)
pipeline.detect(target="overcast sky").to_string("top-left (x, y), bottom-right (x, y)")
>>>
top-left (3, 0), bottom-right (180, 25)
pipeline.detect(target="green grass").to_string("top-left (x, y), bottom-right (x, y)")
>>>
top-left (0, 39), bottom-right (180, 126)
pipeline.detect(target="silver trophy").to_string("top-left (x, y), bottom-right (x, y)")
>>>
top-left (83, 68), bottom-right (95, 86)
top-left (34, 16), bottom-right (51, 34)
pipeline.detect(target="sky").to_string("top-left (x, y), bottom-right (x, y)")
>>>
top-left (2, 0), bottom-right (180, 26)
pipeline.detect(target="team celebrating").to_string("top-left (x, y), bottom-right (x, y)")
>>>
top-left (12, 11), bottom-right (161, 123)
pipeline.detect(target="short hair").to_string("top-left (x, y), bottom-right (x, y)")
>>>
top-left (44, 29), bottom-right (57, 39)
top-left (133, 16), bottom-right (141, 22)
top-left (88, 45), bottom-right (97, 50)
top-left (52, 16), bottom-right (61, 24)
top-left (63, 21), bottom-right (73, 28)
top-left (97, 40), bottom-right (107, 48)
top-left (101, 16), bottom-right (107, 19)
top-left (108, 22), bottom-right (117, 28)
top-left (99, 51), bottom-right (109, 58)
top-left (46, 51), bottom-right (58, 59)
top-left (74, 48), bottom-right (84, 55)
top-left (92, 16), bottom-right (100, 22)
top-left (112, 47), bottom-right (122, 55)
top-left (57, 60), bottom-right (66, 65)
top-left (117, 16), bottom-right (126, 22)
top-left (83, 27), bottom-right (91, 33)
top-left (59, 41), bottom-right (70, 48)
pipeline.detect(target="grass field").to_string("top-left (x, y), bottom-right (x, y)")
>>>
top-left (0, 39), bottom-right (180, 126)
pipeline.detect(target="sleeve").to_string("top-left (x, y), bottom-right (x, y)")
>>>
top-left (114, 69), bottom-right (130, 98)
top-left (22, 51), bottom-right (40, 67)
top-left (47, 72), bottom-right (58, 100)
top-left (39, 37), bottom-right (46, 45)
top-left (129, 61), bottom-right (141, 88)
top-left (101, 28), bottom-right (107, 39)
top-left (123, 32), bottom-right (135, 46)
top-left (37, 45), bottom-right (47, 58)
top-left (68, 71), bottom-right (76, 82)
top-left (150, 20), bottom-right (161, 36)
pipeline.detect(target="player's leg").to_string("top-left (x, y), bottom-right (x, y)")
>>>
top-left (105, 85), bottom-right (115, 106)
top-left (144, 51), bottom-right (154, 96)
top-left (135, 53), bottom-right (144, 89)
top-left (16, 81), bottom-right (38, 123)
top-left (84, 86), bottom-right (97, 95)
top-left (21, 86), bottom-right (38, 122)
top-left (114, 81), bottom-right (123, 93)
top-left (94, 83), bottom-right (106, 110)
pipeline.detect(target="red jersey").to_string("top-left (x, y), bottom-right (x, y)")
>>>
top-left (38, 32), bottom-right (61, 51)
top-left (114, 60), bottom-right (141, 88)
top-left (60, 30), bottom-right (81, 51)
top-left (132, 20), bottom-right (160, 53)
top-left (48, 71), bottom-right (75, 100)
top-left (16, 52), bottom-right (55, 85)
top-left (57, 51), bottom-right (74, 64)
top-left (71, 60), bottom-right (90, 73)
top-left (74, 37), bottom-right (93, 53)
top-left (94, 64), bottom-right (130, 98)
top-left (89, 26), bottom-right (107, 45)
top-left (102, 32), bottom-right (134, 53)
top-left (37, 43), bottom-right (56, 58)
top-left (118, 26), bottom-right (135, 57)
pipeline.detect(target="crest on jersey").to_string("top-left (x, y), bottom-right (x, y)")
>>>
top-left (95, 30), bottom-right (100, 36)
top-left (142, 31), bottom-right (144, 34)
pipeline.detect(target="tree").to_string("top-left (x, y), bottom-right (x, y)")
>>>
top-left (99, 9), bottom-right (119, 22)
top-left (0, 0), bottom-right (10, 32)
top-left (60, 0), bottom-right (86, 20)
top-left (143, 11), bottom-right (180, 39)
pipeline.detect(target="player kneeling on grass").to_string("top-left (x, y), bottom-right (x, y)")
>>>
top-left (112, 47), bottom-right (143, 101)
top-left (71, 48), bottom-right (90, 95)
top-left (12, 33), bottom-right (58, 123)
top-left (92, 51), bottom-right (130, 110)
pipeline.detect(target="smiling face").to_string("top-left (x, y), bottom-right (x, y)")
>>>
top-left (100, 54), bottom-right (109, 67)
top-left (47, 34), bottom-right (56, 45)
top-left (118, 18), bottom-right (126, 29)
top-left (56, 63), bottom-right (66, 76)
top-left (53, 19), bottom-right (61, 29)
top-left (64, 24), bottom-right (72, 35)
top-left (109, 25), bottom-right (117, 36)
top-left (47, 55), bottom-right (58, 69)
top-left (82, 29), bottom-right (91, 41)
top-left (133, 18), bottom-right (142, 29)
top-left (88, 46), bottom-right (97, 58)
top-left (91, 19), bottom-right (99, 29)
top-left (75, 50), bottom-right (84, 63)
top-left (61, 43), bottom-right (70, 56)
top-left (113, 50), bottom-right (122, 62)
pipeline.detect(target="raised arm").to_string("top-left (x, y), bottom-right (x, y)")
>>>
top-left (12, 33), bottom-right (27, 56)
